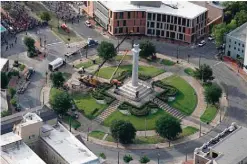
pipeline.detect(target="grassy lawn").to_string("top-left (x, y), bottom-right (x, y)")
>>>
top-left (98, 65), bottom-right (165, 79)
top-left (184, 68), bottom-right (195, 76)
top-left (75, 58), bottom-right (102, 69)
top-left (49, 87), bottom-right (63, 101)
top-left (160, 59), bottom-right (175, 66)
top-left (179, 126), bottom-right (199, 138)
top-left (105, 135), bottom-right (115, 142)
top-left (162, 75), bottom-right (197, 115)
top-left (72, 93), bottom-right (108, 119)
top-left (114, 55), bottom-right (132, 61)
top-left (200, 105), bottom-right (218, 123)
top-left (25, 2), bottom-right (81, 43)
top-left (103, 109), bottom-right (173, 131)
top-left (89, 131), bottom-right (106, 140)
top-left (134, 136), bottom-right (165, 144)
top-left (63, 115), bottom-right (81, 129)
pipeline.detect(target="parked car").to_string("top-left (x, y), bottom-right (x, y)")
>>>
top-left (208, 36), bottom-right (214, 41)
top-left (87, 38), bottom-right (98, 47)
top-left (15, 104), bottom-right (21, 112)
top-left (85, 20), bottom-right (92, 28)
top-left (198, 40), bottom-right (206, 47)
top-left (26, 67), bottom-right (35, 81)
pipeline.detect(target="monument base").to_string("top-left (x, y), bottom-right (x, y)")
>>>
top-left (116, 79), bottom-right (152, 102)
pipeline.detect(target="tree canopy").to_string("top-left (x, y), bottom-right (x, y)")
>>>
top-left (50, 72), bottom-right (65, 88)
top-left (205, 83), bottom-right (222, 105)
top-left (1, 72), bottom-right (8, 89)
top-left (194, 64), bottom-right (214, 83)
top-left (24, 37), bottom-right (36, 57)
top-left (212, 23), bottom-right (229, 47)
top-left (139, 40), bottom-right (156, 58)
top-left (234, 10), bottom-right (247, 27)
top-left (97, 41), bottom-right (116, 60)
top-left (50, 89), bottom-right (72, 116)
top-left (40, 11), bottom-right (51, 22)
top-left (110, 120), bottom-right (136, 144)
top-left (155, 116), bottom-right (182, 140)
top-left (123, 154), bottom-right (133, 163)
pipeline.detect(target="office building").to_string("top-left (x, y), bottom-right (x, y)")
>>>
top-left (225, 22), bottom-right (247, 60)
top-left (83, 1), bottom-right (208, 43)
top-left (194, 123), bottom-right (247, 164)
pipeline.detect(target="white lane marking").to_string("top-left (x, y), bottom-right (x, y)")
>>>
top-left (46, 41), bottom-right (63, 46)
top-left (213, 61), bottom-right (222, 67)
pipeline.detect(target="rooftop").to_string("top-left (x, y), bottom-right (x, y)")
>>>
top-left (213, 126), bottom-right (247, 164)
top-left (40, 123), bottom-right (99, 164)
top-left (19, 112), bottom-right (43, 127)
top-left (228, 22), bottom-right (247, 42)
top-left (101, 1), bottom-right (208, 19)
top-left (1, 133), bottom-right (46, 164)
top-left (0, 58), bottom-right (8, 71)
top-left (1, 132), bottom-right (22, 146)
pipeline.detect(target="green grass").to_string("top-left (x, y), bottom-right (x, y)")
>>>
top-left (49, 88), bottom-right (63, 101)
top-left (134, 136), bottom-right (165, 144)
top-left (162, 75), bottom-right (197, 115)
top-left (98, 65), bottom-right (165, 79)
top-left (63, 115), bottom-right (81, 129)
top-left (19, 64), bottom-right (26, 71)
top-left (114, 55), bottom-right (132, 61)
top-left (25, 2), bottom-right (81, 43)
top-left (72, 93), bottom-right (108, 119)
top-left (75, 58), bottom-right (102, 69)
top-left (200, 105), bottom-right (218, 123)
top-left (179, 126), bottom-right (199, 138)
top-left (89, 131), bottom-right (106, 140)
top-left (184, 68), bottom-right (195, 76)
top-left (103, 109), bottom-right (173, 131)
top-left (160, 59), bottom-right (175, 66)
top-left (105, 135), bottom-right (115, 142)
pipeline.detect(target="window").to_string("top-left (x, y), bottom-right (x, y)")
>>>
top-left (160, 23), bottom-right (163, 29)
top-left (157, 23), bottom-right (160, 28)
top-left (137, 27), bottom-right (139, 32)
top-left (119, 27), bottom-right (123, 33)
top-left (167, 15), bottom-right (170, 23)
top-left (239, 43), bottom-right (240, 46)
top-left (142, 11), bottom-right (145, 18)
top-left (174, 17), bottom-right (177, 24)
top-left (229, 45), bottom-right (231, 48)
top-left (187, 19), bottom-right (190, 27)
top-left (170, 16), bottom-right (173, 24)
top-left (126, 27), bottom-right (128, 33)
top-left (234, 47), bottom-right (236, 50)
top-left (148, 13), bottom-right (152, 20)
top-left (162, 14), bottom-right (166, 22)
top-left (242, 50), bottom-right (244, 53)
top-left (151, 22), bottom-right (154, 28)
top-left (166, 31), bottom-right (170, 38)
top-left (157, 14), bottom-right (161, 21)
top-left (182, 18), bottom-right (186, 26)
top-left (161, 30), bottom-right (164, 36)
top-left (117, 21), bottom-right (119, 26)
top-left (178, 17), bottom-right (181, 25)
top-left (152, 13), bottom-right (156, 20)
top-left (123, 20), bottom-right (126, 26)
top-left (110, 11), bottom-right (112, 18)
top-left (170, 24), bottom-right (174, 31)
top-left (238, 48), bottom-right (240, 51)
top-left (242, 44), bottom-right (245, 47)
top-left (179, 34), bottom-right (183, 40)
top-left (119, 12), bottom-right (123, 19)
top-left (183, 27), bottom-right (185, 33)
top-left (114, 28), bottom-right (118, 34)
top-left (235, 41), bottom-right (236, 44)
top-left (156, 30), bottom-right (160, 36)
top-left (147, 29), bottom-right (152, 34)
top-left (128, 12), bottom-right (131, 19)
top-left (147, 22), bottom-right (150, 27)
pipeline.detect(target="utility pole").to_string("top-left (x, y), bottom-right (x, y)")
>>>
top-left (199, 55), bottom-right (201, 67)
top-left (199, 121), bottom-right (201, 137)
top-left (69, 114), bottom-right (72, 132)
top-left (117, 151), bottom-right (119, 164)
top-left (157, 153), bottom-right (160, 164)
top-left (176, 46), bottom-right (179, 63)
top-left (219, 107), bottom-right (222, 122)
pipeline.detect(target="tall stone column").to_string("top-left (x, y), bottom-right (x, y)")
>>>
top-left (131, 44), bottom-right (141, 87)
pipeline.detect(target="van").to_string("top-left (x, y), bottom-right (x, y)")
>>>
top-left (48, 58), bottom-right (65, 71)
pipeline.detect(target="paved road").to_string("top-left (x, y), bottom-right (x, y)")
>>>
top-left (2, 15), bottom-right (247, 163)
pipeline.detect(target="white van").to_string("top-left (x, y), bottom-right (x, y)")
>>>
top-left (48, 58), bottom-right (65, 71)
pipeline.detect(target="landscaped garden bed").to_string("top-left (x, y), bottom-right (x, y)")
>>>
top-left (75, 58), bottom-right (102, 69)
top-left (184, 68), bottom-right (195, 76)
top-left (160, 59), bottom-right (175, 66)
top-left (200, 105), bottom-right (218, 123)
top-left (89, 131), bottom-right (106, 140)
top-left (161, 75), bottom-right (197, 115)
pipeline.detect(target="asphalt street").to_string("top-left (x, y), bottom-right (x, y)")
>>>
top-left (1, 15), bottom-right (247, 163)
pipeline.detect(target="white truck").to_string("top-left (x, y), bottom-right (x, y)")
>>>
top-left (48, 58), bottom-right (65, 71)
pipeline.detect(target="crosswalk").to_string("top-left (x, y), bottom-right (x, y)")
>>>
top-left (152, 98), bottom-right (185, 119)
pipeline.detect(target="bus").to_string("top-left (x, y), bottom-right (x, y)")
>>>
top-left (48, 58), bottom-right (65, 71)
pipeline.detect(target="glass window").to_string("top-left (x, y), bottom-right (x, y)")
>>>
top-left (137, 27), bottom-right (139, 32)
top-left (115, 28), bottom-right (118, 34)
top-left (162, 14), bottom-right (166, 22)
top-left (167, 15), bottom-right (170, 23)
top-left (161, 30), bottom-right (164, 36)
top-left (147, 29), bottom-right (152, 34)
top-left (117, 21), bottom-right (119, 26)
top-left (157, 23), bottom-right (160, 28)
top-left (166, 31), bottom-right (170, 38)
top-left (160, 23), bottom-right (163, 29)
top-left (182, 18), bottom-right (186, 26)
top-left (170, 24), bottom-right (174, 30)
top-left (239, 43), bottom-right (240, 46)
top-left (147, 22), bottom-right (150, 27)
top-left (234, 47), bottom-right (236, 50)
top-left (123, 20), bottom-right (126, 26)
top-left (119, 27), bottom-right (123, 33)
top-left (178, 17), bottom-right (181, 25)
top-left (119, 12), bottom-right (123, 19)
top-left (174, 17), bottom-right (177, 24)
top-left (242, 44), bottom-right (245, 47)
top-left (148, 13), bottom-right (152, 20)
top-left (156, 30), bottom-right (160, 36)
top-left (128, 12), bottom-right (131, 19)
top-left (152, 13), bottom-right (156, 20)
top-left (235, 41), bottom-right (236, 44)
top-left (142, 11), bottom-right (145, 18)
top-left (187, 19), bottom-right (190, 27)
top-left (157, 14), bottom-right (161, 21)
top-left (151, 22), bottom-right (154, 28)
top-left (183, 27), bottom-right (185, 33)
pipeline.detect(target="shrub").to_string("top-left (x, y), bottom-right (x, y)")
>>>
top-left (1, 111), bottom-right (11, 118)
top-left (19, 64), bottom-right (26, 71)
top-left (99, 152), bottom-right (106, 159)
top-left (129, 107), bottom-right (150, 116)
top-left (123, 154), bottom-right (133, 163)
top-left (116, 71), bottom-right (131, 82)
top-left (139, 156), bottom-right (150, 163)
top-left (8, 88), bottom-right (16, 98)
top-left (10, 98), bottom-right (17, 107)
top-left (118, 102), bottom-right (158, 116)
top-left (91, 91), bottom-right (104, 100)
top-left (104, 96), bottom-right (115, 104)
top-left (91, 108), bottom-right (99, 116)
top-left (139, 74), bottom-right (152, 81)
top-left (8, 70), bottom-right (19, 78)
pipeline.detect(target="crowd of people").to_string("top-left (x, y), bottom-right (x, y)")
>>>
top-left (43, 2), bottom-right (80, 24)
top-left (1, 2), bottom-right (41, 35)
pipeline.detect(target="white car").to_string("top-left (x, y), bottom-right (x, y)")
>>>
top-left (208, 36), bottom-right (214, 41)
top-left (198, 40), bottom-right (206, 47)
top-left (85, 20), bottom-right (92, 28)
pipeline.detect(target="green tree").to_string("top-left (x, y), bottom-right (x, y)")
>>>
top-left (1, 72), bottom-right (8, 89)
top-left (139, 156), bottom-right (150, 164)
top-left (97, 41), bottom-right (116, 60)
top-left (10, 98), bottom-right (17, 107)
top-left (8, 88), bottom-right (16, 98)
top-left (110, 120), bottom-right (136, 144)
top-left (212, 23), bottom-right (229, 47)
top-left (40, 11), bottom-right (51, 22)
top-left (194, 64), bottom-right (214, 83)
top-left (50, 89), bottom-right (72, 117)
top-left (155, 116), bottom-right (182, 140)
top-left (205, 83), bottom-right (222, 105)
top-left (99, 152), bottom-right (106, 159)
top-left (139, 40), bottom-right (156, 58)
top-left (24, 37), bottom-right (36, 57)
top-left (1, 111), bottom-right (11, 118)
top-left (50, 72), bottom-right (65, 88)
top-left (234, 10), bottom-right (247, 27)
top-left (123, 154), bottom-right (133, 163)
top-left (226, 19), bottom-right (237, 31)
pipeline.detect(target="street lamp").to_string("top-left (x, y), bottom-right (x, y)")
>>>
top-left (157, 152), bottom-right (160, 164)
top-left (176, 45), bottom-right (179, 63)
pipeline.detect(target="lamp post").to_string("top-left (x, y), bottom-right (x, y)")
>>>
top-left (176, 45), bottom-right (179, 63)
top-left (117, 151), bottom-right (119, 164)
top-left (157, 152), bottom-right (160, 164)
top-left (199, 121), bottom-right (201, 137)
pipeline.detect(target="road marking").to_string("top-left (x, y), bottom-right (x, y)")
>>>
top-left (46, 41), bottom-right (63, 46)
top-left (213, 61), bottom-right (222, 67)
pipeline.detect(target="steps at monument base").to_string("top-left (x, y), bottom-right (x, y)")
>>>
top-left (119, 84), bottom-right (151, 97)
top-left (94, 100), bottom-right (121, 124)
top-left (152, 98), bottom-right (185, 119)
top-left (117, 87), bottom-right (152, 101)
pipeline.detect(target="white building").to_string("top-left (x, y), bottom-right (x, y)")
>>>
top-left (0, 58), bottom-right (9, 72)
top-left (2, 112), bottom-right (100, 164)
top-left (194, 123), bottom-right (247, 164)
top-left (244, 29), bottom-right (247, 73)
top-left (1, 132), bottom-right (46, 164)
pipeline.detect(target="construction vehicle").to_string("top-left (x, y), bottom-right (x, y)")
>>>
top-left (79, 31), bottom-right (133, 87)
